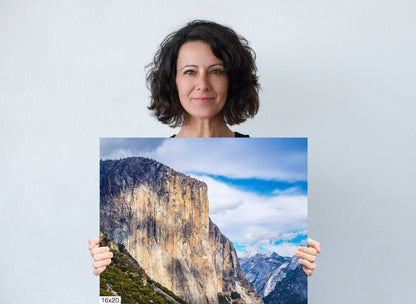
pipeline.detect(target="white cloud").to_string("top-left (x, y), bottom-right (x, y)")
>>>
top-left (102, 148), bottom-right (136, 160)
top-left (237, 242), bottom-right (302, 258)
top-left (243, 230), bottom-right (306, 243)
top-left (272, 186), bottom-right (303, 196)
top-left (100, 138), bottom-right (166, 159)
top-left (142, 138), bottom-right (307, 182)
top-left (193, 175), bottom-right (307, 257)
top-left (210, 200), bottom-right (244, 215)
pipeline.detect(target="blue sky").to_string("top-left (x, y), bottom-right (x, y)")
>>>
top-left (101, 137), bottom-right (308, 257)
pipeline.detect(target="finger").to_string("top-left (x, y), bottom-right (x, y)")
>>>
top-left (90, 246), bottom-right (110, 257)
top-left (298, 246), bottom-right (317, 256)
top-left (93, 258), bottom-right (112, 269)
top-left (295, 250), bottom-right (316, 263)
top-left (298, 258), bottom-right (316, 271)
top-left (93, 251), bottom-right (113, 262)
top-left (308, 238), bottom-right (321, 253)
top-left (302, 266), bottom-right (313, 276)
top-left (93, 266), bottom-right (107, 276)
top-left (89, 238), bottom-right (100, 251)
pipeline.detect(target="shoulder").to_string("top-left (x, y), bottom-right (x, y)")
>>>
top-left (234, 132), bottom-right (250, 138)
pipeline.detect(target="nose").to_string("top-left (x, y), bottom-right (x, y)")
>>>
top-left (196, 73), bottom-right (210, 91)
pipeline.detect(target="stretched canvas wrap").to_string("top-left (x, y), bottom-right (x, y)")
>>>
top-left (99, 138), bottom-right (308, 304)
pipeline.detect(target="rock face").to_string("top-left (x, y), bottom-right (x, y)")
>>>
top-left (99, 231), bottom-right (188, 304)
top-left (100, 157), bottom-right (263, 304)
top-left (209, 219), bottom-right (263, 304)
top-left (240, 253), bottom-right (301, 298)
top-left (263, 265), bottom-right (307, 304)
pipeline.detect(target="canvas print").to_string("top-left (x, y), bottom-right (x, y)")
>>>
top-left (99, 138), bottom-right (308, 304)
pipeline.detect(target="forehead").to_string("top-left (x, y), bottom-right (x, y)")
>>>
top-left (177, 41), bottom-right (223, 67)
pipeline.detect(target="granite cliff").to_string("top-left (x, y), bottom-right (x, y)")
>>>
top-left (100, 157), bottom-right (263, 304)
top-left (99, 231), bottom-right (188, 304)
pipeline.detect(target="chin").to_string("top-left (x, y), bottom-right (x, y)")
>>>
top-left (183, 106), bottom-right (222, 120)
top-left (188, 111), bottom-right (222, 121)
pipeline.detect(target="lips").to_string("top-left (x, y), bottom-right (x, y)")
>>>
top-left (192, 97), bottom-right (215, 102)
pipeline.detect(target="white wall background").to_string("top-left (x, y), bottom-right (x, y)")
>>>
top-left (1, 0), bottom-right (415, 303)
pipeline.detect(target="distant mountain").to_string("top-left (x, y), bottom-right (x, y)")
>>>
top-left (239, 253), bottom-right (300, 298)
top-left (263, 265), bottom-right (307, 304)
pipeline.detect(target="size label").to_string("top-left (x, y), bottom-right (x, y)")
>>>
top-left (99, 296), bottom-right (121, 303)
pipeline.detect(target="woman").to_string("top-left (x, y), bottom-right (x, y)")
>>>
top-left (90, 20), bottom-right (320, 277)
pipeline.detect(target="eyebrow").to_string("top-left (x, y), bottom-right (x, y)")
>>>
top-left (179, 63), bottom-right (225, 72)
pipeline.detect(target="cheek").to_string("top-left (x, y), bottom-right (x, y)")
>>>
top-left (218, 79), bottom-right (229, 101)
top-left (176, 78), bottom-right (191, 97)
top-left (175, 79), bottom-right (192, 109)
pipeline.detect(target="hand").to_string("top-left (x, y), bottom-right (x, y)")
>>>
top-left (89, 238), bottom-right (113, 276)
top-left (295, 238), bottom-right (321, 276)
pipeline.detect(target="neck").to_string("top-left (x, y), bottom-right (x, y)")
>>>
top-left (176, 116), bottom-right (234, 138)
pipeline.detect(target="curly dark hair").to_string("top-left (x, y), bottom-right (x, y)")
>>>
top-left (146, 20), bottom-right (260, 127)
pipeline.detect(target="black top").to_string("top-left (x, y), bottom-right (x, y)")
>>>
top-left (170, 132), bottom-right (249, 138)
top-left (234, 132), bottom-right (250, 137)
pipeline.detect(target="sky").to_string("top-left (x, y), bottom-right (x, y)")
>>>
top-left (101, 137), bottom-right (308, 258)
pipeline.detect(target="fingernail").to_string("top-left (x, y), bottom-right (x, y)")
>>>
top-left (107, 252), bottom-right (113, 258)
top-left (107, 259), bottom-right (111, 264)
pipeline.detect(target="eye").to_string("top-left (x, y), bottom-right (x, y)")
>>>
top-left (184, 70), bottom-right (196, 75)
top-left (210, 69), bottom-right (225, 75)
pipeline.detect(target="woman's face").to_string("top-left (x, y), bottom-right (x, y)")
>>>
top-left (175, 41), bottom-right (229, 122)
